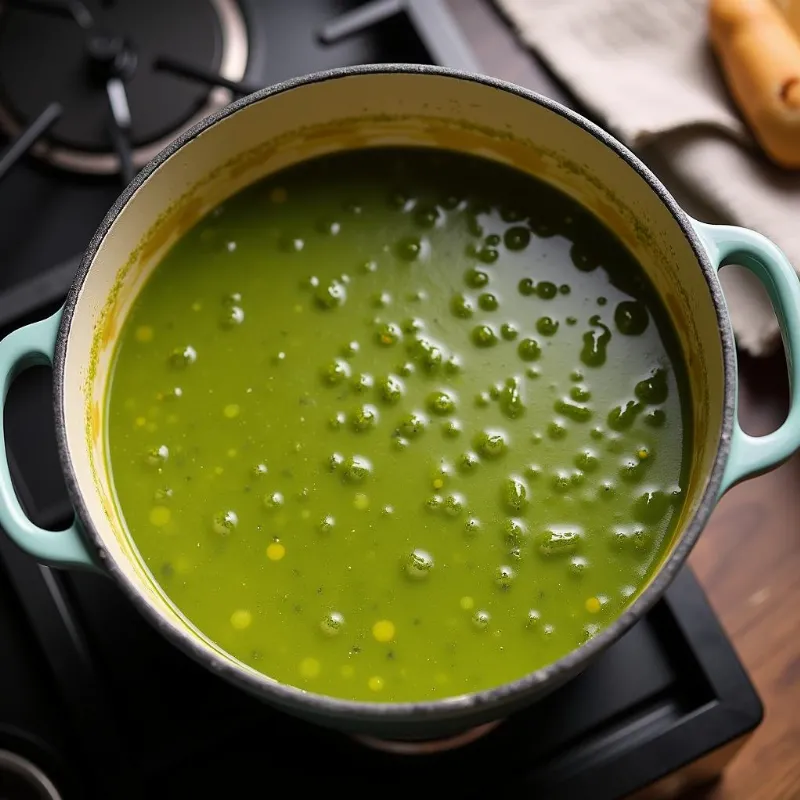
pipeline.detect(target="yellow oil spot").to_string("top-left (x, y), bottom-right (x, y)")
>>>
top-left (149, 506), bottom-right (171, 527)
top-left (223, 404), bottom-right (240, 419)
top-left (156, 392), bottom-right (164, 401)
top-left (146, 422), bottom-right (157, 433)
top-left (230, 609), bottom-right (252, 630)
top-left (354, 493), bottom-right (369, 510)
top-left (191, 301), bottom-right (202, 312)
top-left (294, 304), bottom-right (303, 313)
top-left (266, 542), bottom-right (286, 561)
top-left (637, 448), bottom-right (649, 460)
top-left (270, 186), bottom-right (288, 204)
top-left (135, 416), bottom-right (146, 428)
top-left (380, 334), bottom-right (394, 345)
top-left (341, 665), bottom-right (355, 678)
top-left (372, 619), bottom-right (395, 642)
top-left (368, 676), bottom-right (384, 692)
top-left (300, 657), bottom-right (320, 678)
top-left (300, 509), bottom-right (311, 520)
top-left (227, 448), bottom-right (238, 458)
top-left (435, 673), bottom-right (449, 685)
top-left (124, 398), bottom-right (136, 411)
top-left (135, 325), bottom-right (154, 343)
top-left (585, 596), bottom-right (601, 614)
top-left (460, 596), bottom-right (474, 610)
top-left (167, 414), bottom-right (178, 424)
top-left (214, 466), bottom-right (224, 476)
top-left (432, 478), bottom-right (444, 489)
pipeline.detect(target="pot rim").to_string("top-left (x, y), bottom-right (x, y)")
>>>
top-left (53, 63), bottom-right (736, 725)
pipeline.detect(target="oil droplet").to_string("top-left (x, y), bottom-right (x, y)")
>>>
top-left (223, 403), bottom-right (240, 419)
top-left (300, 657), bottom-right (321, 678)
top-left (341, 665), bottom-right (355, 678)
top-left (266, 542), bottom-right (286, 561)
top-left (320, 611), bottom-right (345, 637)
top-left (149, 506), bottom-right (171, 527)
top-left (460, 596), bottom-right (475, 610)
top-left (135, 325), bottom-right (154, 343)
top-left (230, 609), bottom-right (252, 630)
top-left (372, 620), bottom-right (395, 642)
top-left (405, 549), bottom-right (434, 580)
top-left (585, 597), bottom-right (601, 614)
top-left (368, 676), bottom-right (384, 692)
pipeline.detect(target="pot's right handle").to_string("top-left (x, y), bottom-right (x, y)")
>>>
top-left (693, 219), bottom-right (800, 495)
top-left (0, 310), bottom-right (94, 568)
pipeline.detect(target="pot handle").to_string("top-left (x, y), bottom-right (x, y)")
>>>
top-left (693, 219), bottom-right (800, 495)
top-left (0, 310), bottom-right (94, 568)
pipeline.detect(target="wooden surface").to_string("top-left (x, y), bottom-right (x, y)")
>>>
top-left (449, 2), bottom-right (800, 798)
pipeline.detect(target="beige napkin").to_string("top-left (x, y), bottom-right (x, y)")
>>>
top-left (494, 0), bottom-right (800, 356)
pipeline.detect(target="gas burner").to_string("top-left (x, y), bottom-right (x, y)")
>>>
top-left (353, 720), bottom-right (503, 754)
top-left (0, 0), bottom-right (248, 176)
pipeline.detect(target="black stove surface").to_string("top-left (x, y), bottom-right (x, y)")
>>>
top-left (0, 2), bottom-right (761, 798)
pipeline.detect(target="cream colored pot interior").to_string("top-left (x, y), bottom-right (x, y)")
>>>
top-left (63, 71), bottom-right (725, 653)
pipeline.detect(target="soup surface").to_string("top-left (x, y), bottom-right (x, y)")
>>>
top-left (106, 148), bottom-right (690, 703)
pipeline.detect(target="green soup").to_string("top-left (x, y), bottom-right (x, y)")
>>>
top-left (106, 148), bottom-right (690, 703)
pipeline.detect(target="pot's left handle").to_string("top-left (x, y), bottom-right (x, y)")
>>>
top-left (693, 219), bottom-right (800, 496)
top-left (0, 310), bottom-right (94, 569)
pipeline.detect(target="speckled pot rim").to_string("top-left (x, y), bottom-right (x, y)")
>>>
top-left (53, 64), bottom-right (736, 728)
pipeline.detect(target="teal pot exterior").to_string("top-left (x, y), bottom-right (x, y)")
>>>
top-left (0, 66), bottom-right (799, 740)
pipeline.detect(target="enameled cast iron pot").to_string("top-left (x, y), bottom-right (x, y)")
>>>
top-left (1, 66), bottom-right (799, 741)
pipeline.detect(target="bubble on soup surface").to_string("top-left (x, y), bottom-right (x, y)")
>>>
top-left (376, 322), bottom-right (402, 346)
top-left (615, 301), bottom-right (649, 335)
top-left (538, 528), bottom-right (582, 556)
top-left (502, 476), bottom-right (529, 512)
top-left (517, 338), bottom-right (541, 362)
top-left (212, 510), bottom-right (238, 536)
top-left (504, 226), bottom-right (531, 251)
top-left (426, 390), bottom-right (457, 416)
top-left (443, 493), bottom-right (466, 517)
top-left (396, 235), bottom-right (424, 262)
top-left (405, 549), bottom-right (434, 580)
top-left (472, 610), bottom-right (491, 630)
top-left (502, 517), bottom-right (528, 546)
top-left (169, 345), bottom-right (197, 369)
top-left (450, 293), bottom-right (475, 318)
top-left (314, 279), bottom-right (347, 310)
top-left (474, 429), bottom-right (508, 459)
top-left (471, 324), bottom-right (498, 348)
top-left (320, 612), bottom-right (345, 637)
top-left (351, 404), bottom-right (379, 432)
top-left (220, 305), bottom-right (245, 328)
top-left (342, 456), bottom-right (372, 483)
top-left (318, 515), bottom-right (335, 534)
top-left (494, 565), bottom-right (516, 590)
top-left (144, 445), bottom-right (169, 467)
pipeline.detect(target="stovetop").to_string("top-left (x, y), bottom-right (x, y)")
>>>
top-left (0, 2), bottom-right (761, 798)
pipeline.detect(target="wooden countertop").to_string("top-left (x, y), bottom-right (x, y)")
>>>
top-left (450, 2), bottom-right (800, 798)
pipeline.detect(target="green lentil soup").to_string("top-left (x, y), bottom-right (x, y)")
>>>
top-left (105, 148), bottom-right (690, 703)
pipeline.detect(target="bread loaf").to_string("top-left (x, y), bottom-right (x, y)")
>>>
top-left (709, 0), bottom-right (800, 168)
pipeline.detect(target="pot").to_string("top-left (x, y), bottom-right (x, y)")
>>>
top-left (0, 66), bottom-right (798, 741)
